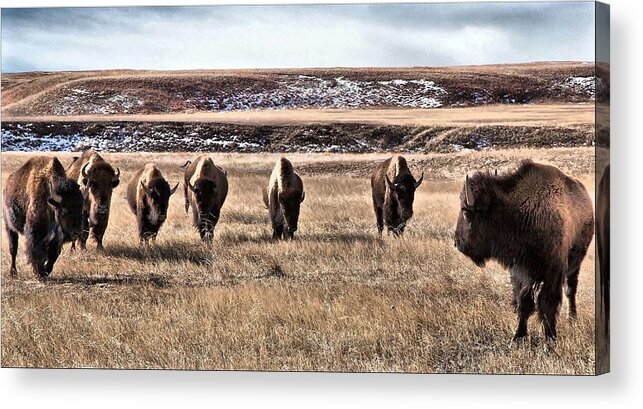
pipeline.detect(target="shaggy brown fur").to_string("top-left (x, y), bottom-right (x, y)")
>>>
top-left (3, 156), bottom-right (85, 279)
top-left (596, 164), bottom-right (610, 339)
top-left (182, 155), bottom-right (228, 242)
top-left (454, 160), bottom-right (594, 346)
top-left (262, 157), bottom-right (305, 240)
top-left (66, 150), bottom-right (120, 250)
top-left (370, 155), bottom-right (423, 236)
top-left (126, 163), bottom-right (178, 243)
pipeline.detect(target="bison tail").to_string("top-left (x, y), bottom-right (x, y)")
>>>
top-left (180, 160), bottom-right (192, 169)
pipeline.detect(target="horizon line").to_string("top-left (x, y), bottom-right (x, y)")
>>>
top-left (1, 60), bottom-right (595, 75)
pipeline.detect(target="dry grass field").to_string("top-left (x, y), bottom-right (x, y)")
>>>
top-left (4, 104), bottom-right (594, 127)
top-left (1, 149), bottom-right (597, 373)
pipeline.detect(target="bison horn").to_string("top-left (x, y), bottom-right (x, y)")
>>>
top-left (180, 160), bottom-right (192, 169)
top-left (465, 174), bottom-right (475, 207)
top-left (170, 182), bottom-right (179, 195)
top-left (81, 162), bottom-right (90, 179)
top-left (112, 167), bottom-right (120, 183)
top-left (414, 172), bottom-right (424, 188)
top-left (300, 191), bottom-right (305, 203)
top-left (385, 175), bottom-right (396, 191)
top-left (140, 181), bottom-right (153, 195)
top-left (188, 181), bottom-right (197, 193)
top-left (49, 182), bottom-right (62, 204)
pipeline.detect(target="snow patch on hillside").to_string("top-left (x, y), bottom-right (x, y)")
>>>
top-left (218, 76), bottom-right (448, 110)
top-left (53, 87), bottom-right (144, 115)
top-left (557, 76), bottom-right (595, 99)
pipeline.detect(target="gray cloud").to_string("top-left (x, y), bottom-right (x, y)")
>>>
top-left (1, 3), bottom-right (596, 72)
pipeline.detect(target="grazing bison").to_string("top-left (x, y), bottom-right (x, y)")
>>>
top-left (596, 164), bottom-right (610, 341)
top-left (3, 156), bottom-right (85, 279)
top-left (67, 150), bottom-right (120, 251)
top-left (126, 163), bottom-right (179, 243)
top-left (262, 157), bottom-right (305, 240)
top-left (454, 160), bottom-right (594, 346)
top-left (371, 155), bottom-right (423, 236)
top-left (182, 155), bottom-right (228, 242)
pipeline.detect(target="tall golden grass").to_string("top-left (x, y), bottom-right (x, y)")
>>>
top-left (1, 150), bottom-right (596, 373)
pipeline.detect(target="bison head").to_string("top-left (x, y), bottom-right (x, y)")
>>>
top-left (386, 172), bottom-right (423, 221)
top-left (141, 179), bottom-right (179, 226)
top-left (280, 190), bottom-right (305, 238)
top-left (48, 179), bottom-right (86, 241)
top-left (81, 162), bottom-right (120, 224)
top-left (454, 174), bottom-right (495, 267)
top-left (188, 178), bottom-right (218, 228)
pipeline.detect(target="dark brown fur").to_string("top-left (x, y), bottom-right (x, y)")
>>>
top-left (3, 156), bottom-right (84, 279)
top-left (454, 160), bottom-right (595, 345)
top-left (66, 149), bottom-right (120, 250)
top-left (182, 155), bottom-right (228, 242)
top-left (370, 155), bottom-right (423, 236)
top-left (262, 157), bottom-right (305, 240)
top-left (126, 163), bottom-right (178, 243)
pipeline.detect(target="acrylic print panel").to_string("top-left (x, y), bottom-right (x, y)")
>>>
top-left (0, 1), bottom-right (609, 374)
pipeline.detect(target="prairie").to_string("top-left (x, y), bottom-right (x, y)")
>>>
top-left (1, 149), bottom-right (597, 373)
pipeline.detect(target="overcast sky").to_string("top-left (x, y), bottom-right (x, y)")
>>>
top-left (1, 2), bottom-right (596, 72)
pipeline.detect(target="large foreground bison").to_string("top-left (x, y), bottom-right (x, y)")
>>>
top-left (126, 163), bottom-right (179, 243)
top-left (67, 150), bottom-right (120, 250)
top-left (3, 156), bottom-right (85, 279)
top-left (262, 157), bottom-right (305, 240)
top-left (371, 155), bottom-right (423, 236)
top-left (182, 155), bottom-right (228, 242)
top-left (454, 160), bottom-right (594, 345)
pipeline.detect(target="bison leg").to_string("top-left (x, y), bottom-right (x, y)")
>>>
top-left (183, 184), bottom-right (190, 214)
top-left (25, 226), bottom-right (49, 280)
top-left (538, 276), bottom-right (563, 344)
top-left (565, 235), bottom-right (591, 321)
top-left (270, 206), bottom-right (285, 240)
top-left (513, 286), bottom-right (535, 342)
top-left (374, 204), bottom-right (384, 237)
top-left (6, 228), bottom-right (19, 276)
top-left (272, 223), bottom-right (284, 240)
top-left (565, 268), bottom-right (580, 321)
top-left (76, 213), bottom-right (90, 250)
top-left (511, 266), bottom-right (535, 342)
top-left (90, 222), bottom-right (107, 251)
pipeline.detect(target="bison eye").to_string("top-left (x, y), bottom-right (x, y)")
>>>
top-left (60, 208), bottom-right (68, 216)
top-left (463, 209), bottom-right (473, 221)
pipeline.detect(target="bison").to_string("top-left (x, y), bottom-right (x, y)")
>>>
top-left (371, 155), bottom-right (423, 236)
top-left (454, 160), bottom-right (594, 346)
top-left (181, 155), bottom-right (228, 242)
top-left (3, 156), bottom-right (86, 279)
top-left (262, 157), bottom-right (305, 240)
top-left (126, 163), bottom-right (179, 243)
top-left (67, 150), bottom-right (120, 251)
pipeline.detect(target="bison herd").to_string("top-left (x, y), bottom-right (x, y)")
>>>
top-left (3, 150), bottom-right (607, 348)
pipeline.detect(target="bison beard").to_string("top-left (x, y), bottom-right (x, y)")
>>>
top-left (454, 160), bottom-right (594, 347)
